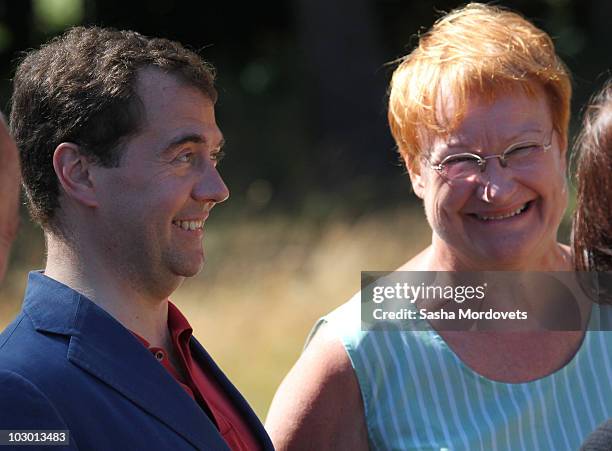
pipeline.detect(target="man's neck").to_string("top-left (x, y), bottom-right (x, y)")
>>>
top-left (44, 235), bottom-right (173, 350)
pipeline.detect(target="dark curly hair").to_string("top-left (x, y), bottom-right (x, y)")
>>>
top-left (572, 79), bottom-right (612, 273)
top-left (9, 26), bottom-right (217, 229)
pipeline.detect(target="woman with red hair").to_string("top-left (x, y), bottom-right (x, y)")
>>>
top-left (267, 4), bottom-right (611, 450)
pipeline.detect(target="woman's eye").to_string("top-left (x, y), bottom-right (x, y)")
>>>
top-left (444, 154), bottom-right (479, 165)
top-left (505, 145), bottom-right (539, 158)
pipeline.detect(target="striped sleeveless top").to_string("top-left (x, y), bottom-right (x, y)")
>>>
top-left (312, 293), bottom-right (612, 450)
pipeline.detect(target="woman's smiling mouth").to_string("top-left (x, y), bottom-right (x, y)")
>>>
top-left (471, 201), bottom-right (532, 221)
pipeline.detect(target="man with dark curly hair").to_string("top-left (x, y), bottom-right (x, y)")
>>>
top-left (0, 27), bottom-right (272, 450)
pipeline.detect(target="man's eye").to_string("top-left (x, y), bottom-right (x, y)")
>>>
top-left (176, 152), bottom-right (194, 163)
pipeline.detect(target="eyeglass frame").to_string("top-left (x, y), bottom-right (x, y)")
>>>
top-left (427, 131), bottom-right (554, 176)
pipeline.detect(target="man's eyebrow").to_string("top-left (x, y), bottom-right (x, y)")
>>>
top-left (164, 134), bottom-right (205, 152)
top-left (162, 133), bottom-right (225, 154)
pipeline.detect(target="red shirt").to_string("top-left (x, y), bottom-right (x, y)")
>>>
top-left (132, 302), bottom-right (261, 451)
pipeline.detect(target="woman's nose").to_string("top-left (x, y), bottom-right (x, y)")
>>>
top-left (476, 158), bottom-right (518, 203)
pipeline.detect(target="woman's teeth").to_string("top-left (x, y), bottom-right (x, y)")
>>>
top-left (476, 203), bottom-right (528, 221)
top-left (172, 220), bottom-right (204, 231)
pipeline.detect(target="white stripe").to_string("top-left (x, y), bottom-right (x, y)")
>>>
top-left (473, 376), bottom-right (499, 451)
top-left (490, 383), bottom-right (513, 450)
top-left (584, 333), bottom-right (607, 420)
top-left (381, 331), bottom-right (419, 448)
top-left (597, 332), bottom-right (612, 375)
top-left (399, 332), bottom-right (440, 447)
top-left (369, 333), bottom-right (408, 448)
top-left (520, 381), bottom-right (543, 450)
top-left (505, 385), bottom-right (528, 450)
top-left (432, 339), bottom-right (472, 450)
top-left (597, 332), bottom-right (612, 413)
top-left (451, 353), bottom-right (487, 450)
top-left (412, 332), bottom-right (454, 447)
top-left (562, 361), bottom-right (584, 444)
top-left (352, 341), bottom-right (387, 447)
top-left (573, 347), bottom-right (597, 431)
top-left (550, 371), bottom-right (573, 449)
top-left (535, 379), bottom-right (556, 449)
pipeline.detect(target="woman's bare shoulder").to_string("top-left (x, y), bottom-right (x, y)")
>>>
top-left (265, 325), bottom-right (369, 451)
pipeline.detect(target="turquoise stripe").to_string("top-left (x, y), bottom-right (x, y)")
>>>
top-left (474, 376), bottom-right (499, 450)
top-left (432, 341), bottom-right (472, 449)
top-left (582, 335), bottom-right (607, 423)
top-left (519, 382), bottom-right (541, 449)
top-left (561, 366), bottom-right (584, 447)
top-left (412, 333), bottom-right (454, 447)
top-left (535, 379), bottom-right (557, 449)
top-left (350, 335), bottom-right (387, 448)
top-left (550, 371), bottom-right (572, 449)
top-left (490, 382), bottom-right (513, 450)
top-left (369, 332), bottom-right (407, 448)
top-left (574, 345), bottom-right (597, 430)
top-left (399, 332), bottom-right (440, 447)
top-left (455, 358), bottom-right (488, 449)
top-left (381, 331), bottom-right (419, 448)
top-left (500, 383), bottom-right (528, 450)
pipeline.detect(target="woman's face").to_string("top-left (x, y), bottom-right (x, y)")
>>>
top-left (408, 86), bottom-right (568, 269)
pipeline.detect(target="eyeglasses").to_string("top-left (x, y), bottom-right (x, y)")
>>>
top-left (428, 134), bottom-right (553, 181)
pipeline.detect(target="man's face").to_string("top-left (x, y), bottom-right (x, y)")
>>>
top-left (0, 118), bottom-right (20, 282)
top-left (90, 68), bottom-right (228, 297)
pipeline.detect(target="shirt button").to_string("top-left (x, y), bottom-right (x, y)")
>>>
top-left (155, 351), bottom-right (164, 361)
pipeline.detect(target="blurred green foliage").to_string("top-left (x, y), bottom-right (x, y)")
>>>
top-left (33, 0), bottom-right (84, 32)
top-left (0, 0), bottom-right (609, 211)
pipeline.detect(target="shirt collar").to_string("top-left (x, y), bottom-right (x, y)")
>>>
top-left (130, 301), bottom-right (193, 350)
top-left (167, 300), bottom-right (193, 346)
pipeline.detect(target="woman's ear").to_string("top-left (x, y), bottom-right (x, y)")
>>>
top-left (52, 143), bottom-right (99, 208)
top-left (404, 154), bottom-right (427, 199)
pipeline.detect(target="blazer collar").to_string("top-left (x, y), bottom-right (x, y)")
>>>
top-left (23, 271), bottom-right (229, 451)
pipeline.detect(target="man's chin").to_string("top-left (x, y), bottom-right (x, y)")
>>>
top-left (173, 258), bottom-right (205, 279)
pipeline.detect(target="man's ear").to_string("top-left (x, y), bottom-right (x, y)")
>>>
top-left (404, 154), bottom-right (426, 200)
top-left (52, 143), bottom-right (98, 208)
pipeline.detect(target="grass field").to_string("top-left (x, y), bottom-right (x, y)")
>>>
top-left (175, 206), bottom-right (433, 417)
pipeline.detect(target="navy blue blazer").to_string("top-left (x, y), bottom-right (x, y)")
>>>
top-left (0, 272), bottom-right (274, 450)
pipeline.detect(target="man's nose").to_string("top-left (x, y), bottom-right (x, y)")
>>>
top-left (192, 162), bottom-right (230, 204)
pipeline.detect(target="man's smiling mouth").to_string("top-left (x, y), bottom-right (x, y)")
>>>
top-left (172, 219), bottom-right (204, 231)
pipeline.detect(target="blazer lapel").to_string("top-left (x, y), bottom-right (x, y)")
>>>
top-left (190, 338), bottom-right (275, 451)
